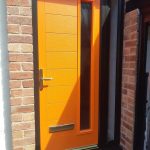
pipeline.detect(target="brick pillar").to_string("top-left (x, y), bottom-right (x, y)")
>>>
top-left (7, 0), bottom-right (35, 149)
top-left (120, 9), bottom-right (140, 150)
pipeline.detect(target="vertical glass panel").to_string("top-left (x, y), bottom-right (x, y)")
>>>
top-left (80, 2), bottom-right (92, 130)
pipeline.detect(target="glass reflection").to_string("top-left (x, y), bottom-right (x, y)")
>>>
top-left (80, 2), bottom-right (92, 130)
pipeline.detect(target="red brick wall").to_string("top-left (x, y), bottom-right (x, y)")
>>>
top-left (120, 9), bottom-right (140, 150)
top-left (7, 0), bottom-right (35, 149)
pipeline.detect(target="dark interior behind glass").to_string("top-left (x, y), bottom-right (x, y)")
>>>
top-left (80, 2), bottom-right (92, 130)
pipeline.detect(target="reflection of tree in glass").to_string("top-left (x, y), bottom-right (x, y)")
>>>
top-left (80, 2), bottom-right (92, 130)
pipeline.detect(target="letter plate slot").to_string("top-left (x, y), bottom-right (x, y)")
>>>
top-left (49, 123), bottom-right (75, 133)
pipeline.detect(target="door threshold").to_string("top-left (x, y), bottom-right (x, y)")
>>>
top-left (69, 145), bottom-right (99, 150)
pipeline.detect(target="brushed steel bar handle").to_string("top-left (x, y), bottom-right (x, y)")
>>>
top-left (39, 69), bottom-right (53, 90)
top-left (41, 77), bottom-right (54, 80)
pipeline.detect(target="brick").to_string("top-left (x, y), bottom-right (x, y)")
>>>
top-left (8, 43), bottom-right (21, 52)
top-left (8, 34), bottom-right (32, 44)
top-left (130, 48), bottom-right (137, 55)
top-left (124, 24), bottom-right (138, 33)
top-left (14, 147), bottom-right (24, 150)
top-left (9, 54), bottom-right (33, 62)
top-left (121, 138), bottom-right (126, 145)
top-left (123, 48), bottom-right (130, 56)
top-left (128, 76), bottom-right (136, 83)
top-left (122, 121), bottom-right (133, 132)
top-left (11, 114), bottom-right (22, 122)
top-left (11, 105), bottom-right (34, 114)
top-left (127, 90), bottom-right (135, 98)
top-left (127, 97), bottom-right (135, 105)
top-left (23, 113), bottom-right (34, 121)
top-left (124, 109), bottom-right (134, 119)
top-left (129, 62), bottom-right (136, 68)
top-left (24, 144), bottom-right (35, 150)
top-left (20, 44), bottom-right (33, 53)
top-left (19, 7), bottom-right (32, 16)
top-left (13, 139), bottom-right (24, 148)
top-left (8, 24), bottom-right (20, 34)
top-left (22, 89), bottom-right (34, 96)
top-left (11, 98), bottom-right (22, 106)
top-left (122, 88), bottom-right (127, 95)
top-left (20, 16), bottom-right (32, 25)
top-left (124, 40), bottom-right (137, 48)
top-left (7, 6), bottom-right (19, 15)
top-left (10, 72), bottom-right (33, 80)
top-left (122, 132), bottom-right (133, 143)
top-left (122, 75), bottom-right (128, 83)
top-left (9, 80), bottom-right (21, 88)
top-left (9, 63), bottom-right (21, 71)
top-left (124, 83), bottom-right (135, 90)
top-left (127, 117), bottom-right (134, 125)
top-left (18, 0), bottom-right (31, 7)
top-left (123, 69), bottom-right (136, 76)
top-left (7, 16), bottom-right (20, 24)
top-left (130, 32), bottom-right (138, 39)
top-left (21, 25), bottom-right (32, 34)
top-left (8, 16), bottom-right (32, 25)
top-left (123, 62), bottom-right (130, 68)
top-left (22, 63), bottom-right (33, 71)
top-left (124, 33), bottom-right (130, 41)
top-left (13, 131), bottom-right (24, 139)
top-left (7, 0), bottom-right (19, 6)
top-left (22, 80), bottom-right (34, 88)
top-left (125, 55), bottom-right (136, 62)
top-left (10, 89), bottom-right (23, 97)
top-left (12, 122), bottom-right (35, 131)
top-left (23, 137), bottom-right (35, 145)
top-left (127, 104), bottom-right (134, 112)
top-left (22, 97), bottom-right (34, 105)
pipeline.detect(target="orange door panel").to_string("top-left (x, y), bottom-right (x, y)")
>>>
top-left (46, 85), bottom-right (77, 102)
top-left (45, 14), bottom-right (77, 34)
top-left (45, 0), bottom-right (77, 16)
top-left (46, 52), bottom-right (77, 69)
top-left (37, 0), bottom-right (100, 149)
top-left (46, 34), bottom-right (77, 52)
top-left (45, 69), bottom-right (77, 86)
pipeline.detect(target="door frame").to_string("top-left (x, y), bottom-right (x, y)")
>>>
top-left (32, 0), bottom-right (40, 149)
top-left (32, 0), bottom-right (124, 149)
top-left (99, 0), bottom-right (124, 148)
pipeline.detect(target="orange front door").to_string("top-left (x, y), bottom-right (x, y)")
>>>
top-left (37, 0), bottom-right (100, 149)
